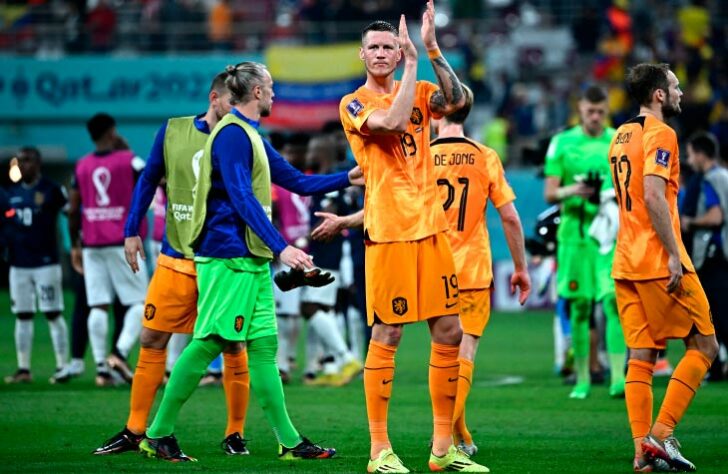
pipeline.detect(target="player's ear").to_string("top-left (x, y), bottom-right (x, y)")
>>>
top-left (359, 47), bottom-right (365, 61)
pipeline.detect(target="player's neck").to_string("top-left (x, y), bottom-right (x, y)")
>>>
top-left (437, 123), bottom-right (464, 138)
top-left (21, 175), bottom-right (40, 188)
top-left (234, 102), bottom-right (261, 122)
top-left (94, 139), bottom-right (115, 153)
top-left (202, 108), bottom-right (219, 130)
top-left (364, 74), bottom-right (396, 94)
top-left (639, 105), bottom-right (663, 123)
top-left (580, 124), bottom-right (603, 138)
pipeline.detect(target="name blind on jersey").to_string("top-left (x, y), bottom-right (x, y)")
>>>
top-left (434, 152), bottom-right (476, 166)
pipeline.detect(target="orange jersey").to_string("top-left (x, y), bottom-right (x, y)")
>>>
top-left (340, 81), bottom-right (448, 242)
top-left (431, 137), bottom-right (515, 289)
top-left (608, 114), bottom-right (694, 280)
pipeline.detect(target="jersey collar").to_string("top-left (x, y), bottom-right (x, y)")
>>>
top-left (231, 109), bottom-right (260, 129)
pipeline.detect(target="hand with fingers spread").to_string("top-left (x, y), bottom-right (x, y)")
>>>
top-left (421, 0), bottom-right (438, 51)
top-left (666, 253), bottom-right (683, 293)
top-left (124, 236), bottom-right (146, 273)
top-left (311, 211), bottom-right (346, 243)
top-left (398, 14), bottom-right (418, 63)
top-left (511, 269), bottom-right (532, 305)
top-left (279, 245), bottom-right (314, 271)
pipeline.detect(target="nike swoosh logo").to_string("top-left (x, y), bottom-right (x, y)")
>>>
top-left (445, 302), bottom-right (458, 309)
top-left (382, 379), bottom-right (393, 385)
top-left (448, 377), bottom-right (458, 382)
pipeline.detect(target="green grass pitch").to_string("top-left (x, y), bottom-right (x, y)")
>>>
top-left (0, 289), bottom-right (725, 473)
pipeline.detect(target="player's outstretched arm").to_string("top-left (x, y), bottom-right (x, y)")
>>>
top-left (311, 209), bottom-right (365, 242)
top-left (644, 175), bottom-right (683, 293)
top-left (498, 202), bottom-right (531, 305)
top-left (363, 15), bottom-right (418, 135)
top-left (423, 0), bottom-right (465, 116)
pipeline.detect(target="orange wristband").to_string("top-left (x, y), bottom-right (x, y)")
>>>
top-left (427, 48), bottom-right (442, 59)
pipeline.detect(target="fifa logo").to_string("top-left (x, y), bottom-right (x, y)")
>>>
top-left (92, 167), bottom-right (112, 206)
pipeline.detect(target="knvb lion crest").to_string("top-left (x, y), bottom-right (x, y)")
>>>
top-left (234, 315), bottom-right (245, 333)
top-left (392, 297), bottom-right (408, 316)
top-left (410, 107), bottom-right (423, 125)
top-left (144, 304), bottom-right (156, 321)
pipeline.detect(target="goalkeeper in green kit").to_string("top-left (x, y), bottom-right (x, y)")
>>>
top-left (140, 62), bottom-right (363, 461)
top-left (544, 86), bottom-right (626, 400)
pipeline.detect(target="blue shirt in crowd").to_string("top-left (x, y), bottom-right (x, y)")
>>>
top-left (4, 177), bottom-right (67, 268)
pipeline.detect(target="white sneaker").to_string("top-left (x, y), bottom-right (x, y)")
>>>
top-left (49, 366), bottom-right (73, 384)
top-left (69, 359), bottom-right (85, 377)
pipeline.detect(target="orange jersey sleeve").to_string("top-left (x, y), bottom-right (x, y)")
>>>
top-left (609, 114), bottom-right (694, 280)
top-left (340, 81), bottom-right (449, 242)
top-left (431, 137), bottom-right (515, 289)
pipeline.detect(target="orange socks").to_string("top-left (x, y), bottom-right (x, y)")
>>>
top-left (652, 350), bottom-right (711, 440)
top-left (127, 347), bottom-right (167, 434)
top-left (453, 357), bottom-right (474, 444)
top-left (429, 342), bottom-right (460, 444)
top-left (364, 340), bottom-right (397, 451)
top-left (625, 359), bottom-right (654, 453)
top-left (223, 349), bottom-right (250, 438)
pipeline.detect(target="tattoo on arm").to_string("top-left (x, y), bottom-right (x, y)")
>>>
top-left (430, 91), bottom-right (447, 112)
top-left (431, 56), bottom-right (463, 112)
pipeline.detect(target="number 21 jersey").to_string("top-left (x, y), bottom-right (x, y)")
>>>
top-left (340, 81), bottom-right (448, 243)
top-left (431, 137), bottom-right (514, 289)
top-left (608, 114), bottom-right (694, 280)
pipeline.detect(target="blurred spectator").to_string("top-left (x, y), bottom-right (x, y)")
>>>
top-left (571, 6), bottom-right (600, 55)
top-left (208, 0), bottom-right (233, 50)
top-left (85, 0), bottom-right (116, 52)
top-left (482, 108), bottom-right (510, 163)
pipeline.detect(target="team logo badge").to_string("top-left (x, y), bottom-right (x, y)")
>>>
top-left (569, 280), bottom-right (579, 291)
top-left (410, 107), bottom-right (423, 125)
top-left (655, 148), bottom-right (671, 168)
top-left (392, 297), bottom-right (408, 316)
top-left (34, 192), bottom-right (45, 206)
top-left (346, 98), bottom-right (364, 117)
top-left (234, 315), bottom-right (245, 333)
top-left (144, 304), bottom-right (156, 321)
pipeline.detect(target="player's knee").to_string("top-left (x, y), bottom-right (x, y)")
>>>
top-left (139, 327), bottom-right (170, 349)
top-left (372, 324), bottom-right (403, 346)
top-left (629, 348), bottom-right (658, 364)
top-left (16, 312), bottom-right (34, 321)
top-left (569, 298), bottom-right (592, 323)
top-left (429, 316), bottom-right (463, 346)
top-left (223, 342), bottom-right (245, 355)
top-left (699, 335), bottom-right (720, 361)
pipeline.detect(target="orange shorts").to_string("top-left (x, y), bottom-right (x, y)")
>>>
top-left (143, 254), bottom-right (198, 334)
top-left (459, 288), bottom-right (491, 337)
top-left (615, 272), bottom-right (715, 350)
top-left (365, 232), bottom-right (459, 326)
